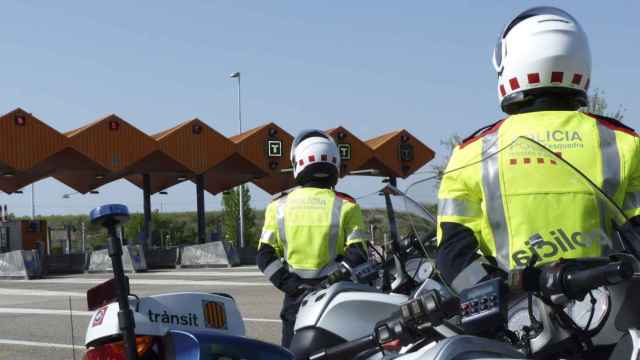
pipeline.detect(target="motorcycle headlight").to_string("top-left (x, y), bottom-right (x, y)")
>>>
top-left (564, 286), bottom-right (610, 331)
top-left (507, 298), bottom-right (543, 333)
top-left (405, 258), bottom-right (433, 283)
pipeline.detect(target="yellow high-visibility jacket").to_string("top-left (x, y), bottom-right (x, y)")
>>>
top-left (259, 187), bottom-right (368, 279)
top-left (437, 111), bottom-right (640, 270)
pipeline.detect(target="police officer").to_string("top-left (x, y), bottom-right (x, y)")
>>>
top-left (436, 7), bottom-right (640, 293)
top-left (256, 129), bottom-right (368, 348)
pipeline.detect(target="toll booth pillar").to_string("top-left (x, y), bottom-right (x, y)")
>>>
top-left (196, 174), bottom-right (206, 244)
top-left (142, 173), bottom-right (152, 250)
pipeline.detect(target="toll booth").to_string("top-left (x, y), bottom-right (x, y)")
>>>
top-left (0, 220), bottom-right (48, 254)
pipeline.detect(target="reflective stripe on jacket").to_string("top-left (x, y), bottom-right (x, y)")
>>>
top-left (259, 187), bottom-right (368, 279)
top-left (437, 111), bottom-right (640, 270)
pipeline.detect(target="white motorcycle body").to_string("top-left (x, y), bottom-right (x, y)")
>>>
top-left (85, 292), bottom-right (245, 346)
top-left (395, 281), bottom-right (640, 360)
top-left (291, 282), bottom-right (408, 357)
top-left (398, 336), bottom-right (525, 360)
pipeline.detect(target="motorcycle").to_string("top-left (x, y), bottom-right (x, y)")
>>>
top-left (83, 206), bottom-right (294, 360)
top-left (304, 136), bottom-right (640, 360)
top-left (82, 178), bottom-right (435, 360)
top-left (288, 183), bottom-right (438, 360)
top-left (85, 135), bottom-right (640, 360)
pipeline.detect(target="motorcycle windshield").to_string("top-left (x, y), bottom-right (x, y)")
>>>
top-left (401, 136), bottom-right (640, 282)
top-left (356, 183), bottom-right (438, 263)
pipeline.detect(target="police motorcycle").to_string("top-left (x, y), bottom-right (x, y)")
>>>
top-left (288, 181), bottom-right (440, 359)
top-left (82, 205), bottom-right (293, 360)
top-left (301, 136), bottom-right (640, 360)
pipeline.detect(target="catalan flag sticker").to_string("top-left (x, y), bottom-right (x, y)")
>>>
top-left (203, 300), bottom-right (227, 329)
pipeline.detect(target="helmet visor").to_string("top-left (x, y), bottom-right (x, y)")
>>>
top-left (291, 129), bottom-right (331, 162)
top-left (493, 6), bottom-right (578, 73)
top-left (503, 6), bottom-right (578, 38)
top-left (492, 36), bottom-right (504, 73)
top-left (292, 129), bottom-right (329, 149)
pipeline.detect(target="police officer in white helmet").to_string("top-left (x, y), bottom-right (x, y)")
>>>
top-left (437, 7), bottom-right (640, 358)
top-left (256, 130), bottom-right (369, 348)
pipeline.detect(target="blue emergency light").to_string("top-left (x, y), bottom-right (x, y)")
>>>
top-left (89, 204), bottom-right (130, 226)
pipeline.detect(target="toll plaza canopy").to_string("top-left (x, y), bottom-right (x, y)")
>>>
top-left (0, 108), bottom-right (435, 196)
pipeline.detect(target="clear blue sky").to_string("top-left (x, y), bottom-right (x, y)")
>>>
top-left (1, 1), bottom-right (638, 216)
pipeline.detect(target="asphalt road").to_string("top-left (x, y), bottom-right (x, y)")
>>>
top-left (0, 266), bottom-right (282, 360)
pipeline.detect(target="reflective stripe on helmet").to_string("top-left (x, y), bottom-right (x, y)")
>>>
top-left (291, 134), bottom-right (341, 180)
top-left (481, 132), bottom-right (511, 270)
top-left (438, 198), bottom-right (482, 218)
top-left (290, 128), bottom-right (332, 165)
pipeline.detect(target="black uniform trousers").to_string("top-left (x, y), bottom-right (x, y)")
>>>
top-left (280, 278), bottom-right (323, 348)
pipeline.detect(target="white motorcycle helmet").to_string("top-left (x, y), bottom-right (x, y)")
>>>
top-left (493, 6), bottom-right (591, 113)
top-left (290, 129), bottom-right (341, 185)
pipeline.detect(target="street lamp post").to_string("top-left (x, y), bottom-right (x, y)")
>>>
top-left (31, 184), bottom-right (35, 219)
top-left (230, 71), bottom-right (245, 249)
top-left (159, 191), bottom-right (168, 213)
top-left (62, 190), bottom-right (100, 199)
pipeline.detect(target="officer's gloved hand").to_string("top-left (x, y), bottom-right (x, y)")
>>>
top-left (280, 273), bottom-right (305, 297)
top-left (295, 284), bottom-right (315, 302)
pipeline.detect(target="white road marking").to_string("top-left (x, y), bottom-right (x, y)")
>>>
top-left (0, 288), bottom-right (85, 297)
top-left (222, 266), bottom-right (259, 270)
top-left (0, 307), bottom-right (92, 316)
top-left (0, 307), bottom-right (280, 323)
top-left (2, 278), bottom-right (270, 287)
top-left (141, 271), bottom-right (264, 277)
top-left (243, 317), bottom-right (281, 323)
top-left (0, 338), bottom-right (83, 350)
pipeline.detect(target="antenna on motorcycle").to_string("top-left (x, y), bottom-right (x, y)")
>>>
top-left (380, 176), bottom-right (411, 292)
top-left (89, 204), bottom-right (138, 360)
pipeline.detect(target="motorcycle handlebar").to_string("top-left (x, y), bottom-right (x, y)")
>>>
top-left (321, 261), bottom-right (382, 289)
top-left (562, 261), bottom-right (633, 300)
top-left (321, 264), bottom-right (352, 288)
top-left (307, 290), bottom-right (459, 360)
top-left (530, 259), bottom-right (634, 301)
top-left (308, 335), bottom-right (376, 360)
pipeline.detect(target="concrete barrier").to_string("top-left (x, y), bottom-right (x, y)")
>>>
top-left (179, 242), bottom-right (240, 268)
top-left (88, 245), bottom-right (147, 273)
top-left (145, 247), bottom-right (178, 269)
top-left (44, 254), bottom-right (86, 274)
top-left (0, 250), bottom-right (43, 279)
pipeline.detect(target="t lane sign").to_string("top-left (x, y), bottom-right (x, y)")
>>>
top-left (338, 144), bottom-right (351, 160)
top-left (267, 140), bottom-right (283, 157)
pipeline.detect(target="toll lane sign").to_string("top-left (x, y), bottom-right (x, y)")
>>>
top-left (338, 144), bottom-right (351, 160)
top-left (267, 140), bottom-right (283, 157)
top-left (399, 143), bottom-right (414, 161)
